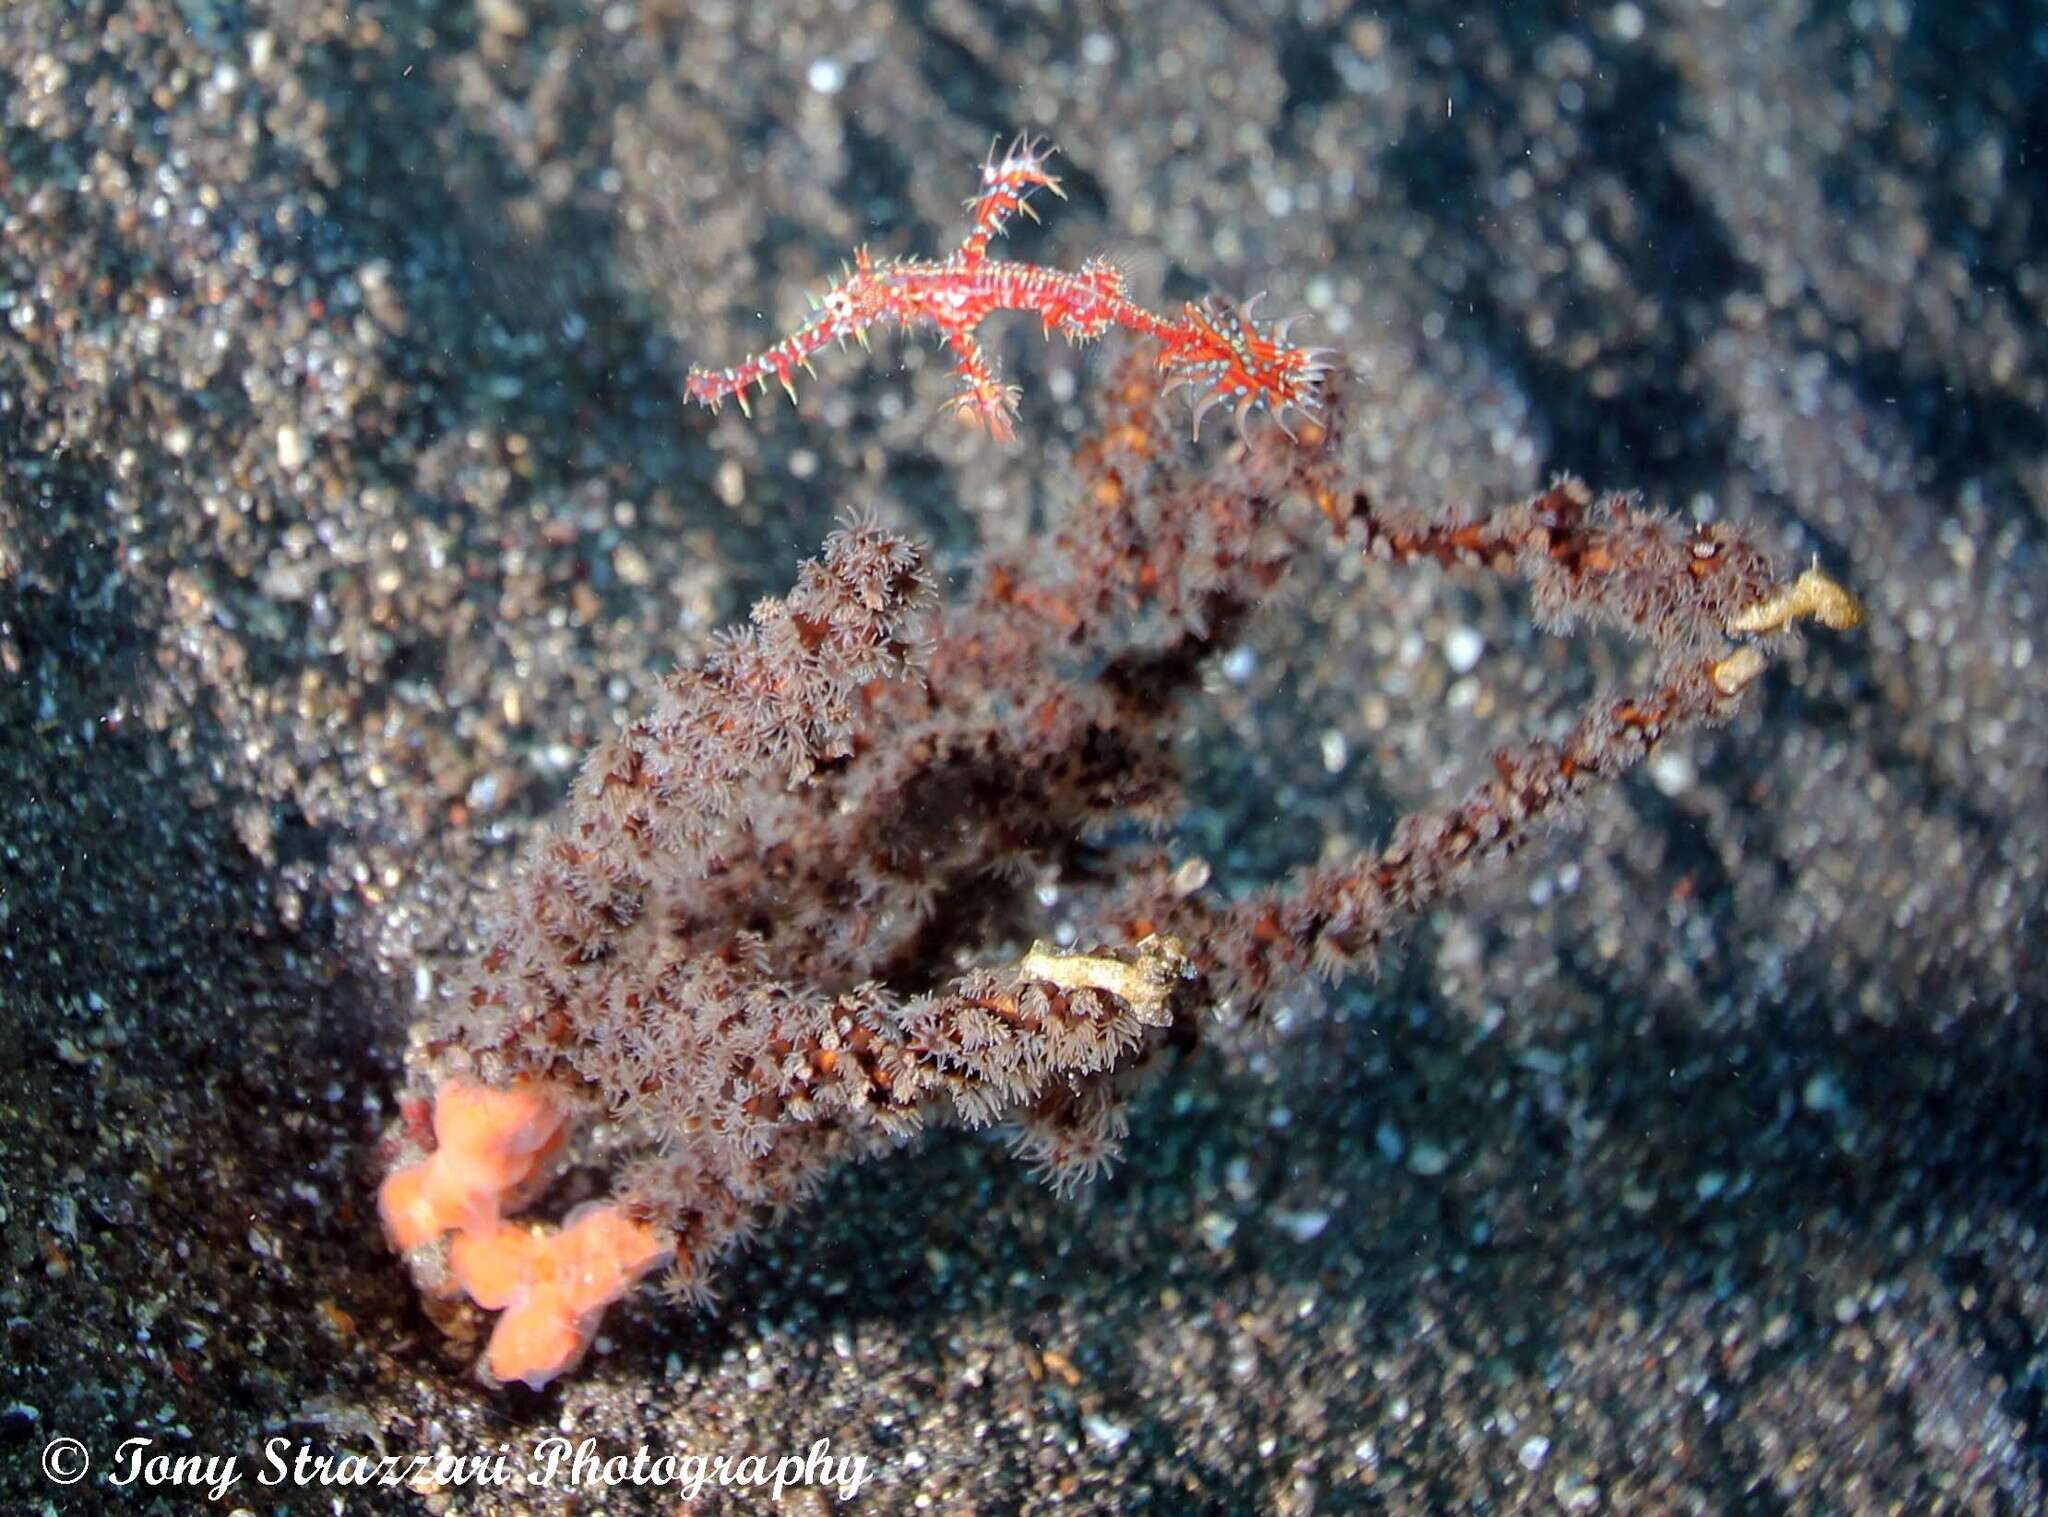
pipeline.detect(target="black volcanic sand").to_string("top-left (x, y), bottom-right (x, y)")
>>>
top-left (2, 3), bottom-right (2043, 1512)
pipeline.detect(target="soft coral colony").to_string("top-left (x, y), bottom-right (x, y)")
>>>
top-left (379, 142), bottom-right (1866, 1390)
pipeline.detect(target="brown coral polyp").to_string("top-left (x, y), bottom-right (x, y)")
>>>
top-left (381, 364), bottom-right (1860, 1385)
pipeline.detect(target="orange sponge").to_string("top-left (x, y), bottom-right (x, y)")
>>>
top-left (381, 1080), bottom-right (670, 1387)
top-left (448, 1206), bottom-right (675, 1389)
top-left (378, 1081), bottom-right (565, 1253)
top-left (483, 1284), bottom-right (592, 1392)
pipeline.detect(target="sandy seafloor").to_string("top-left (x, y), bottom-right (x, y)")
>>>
top-left (2, 1), bottom-right (2044, 1512)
